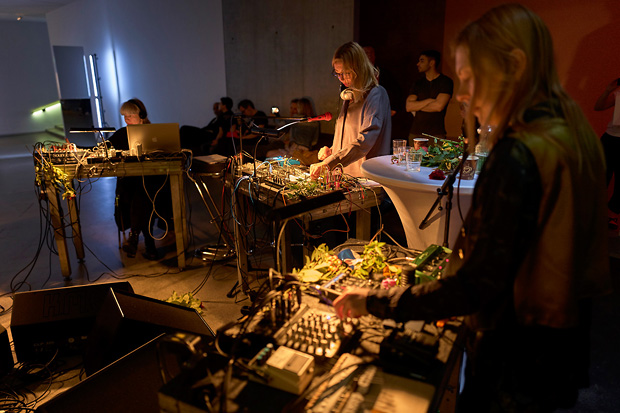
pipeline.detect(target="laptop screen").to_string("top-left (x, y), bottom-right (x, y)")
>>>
top-left (126, 123), bottom-right (181, 154)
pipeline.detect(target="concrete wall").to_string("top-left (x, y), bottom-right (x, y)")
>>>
top-left (222, 0), bottom-right (355, 133)
top-left (0, 20), bottom-right (62, 136)
top-left (46, 0), bottom-right (227, 132)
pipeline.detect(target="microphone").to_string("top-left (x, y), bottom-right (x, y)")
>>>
top-left (305, 112), bottom-right (332, 122)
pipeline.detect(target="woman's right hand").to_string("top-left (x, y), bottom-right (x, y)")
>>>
top-left (318, 146), bottom-right (332, 160)
top-left (333, 287), bottom-right (370, 319)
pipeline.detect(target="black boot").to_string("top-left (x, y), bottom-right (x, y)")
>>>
top-left (143, 233), bottom-right (158, 260)
top-left (122, 231), bottom-right (139, 258)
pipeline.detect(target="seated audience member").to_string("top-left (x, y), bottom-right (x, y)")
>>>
top-left (333, 4), bottom-right (611, 412)
top-left (206, 101), bottom-right (222, 133)
top-left (266, 97), bottom-right (321, 165)
top-left (291, 98), bottom-right (320, 150)
top-left (232, 99), bottom-right (268, 159)
top-left (290, 98), bottom-right (299, 117)
top-left (310, 41), bottom-right (391, 179)
top-left (210, 97), bottom-right (235, 156)
top-left (107, 98), bottom-right (170, 260)
top-left (179, 101), bottom-right (221, 155)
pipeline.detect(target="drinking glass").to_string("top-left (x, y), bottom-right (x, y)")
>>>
top-left (400, 146), bottom-right (411, 167)
top-left (474, 142), bottom-right (489, 174)
top-left (392, 139), bottom-right (407, 165)
top-left (407, 150), bottom-right (423, 172)
top-left (392, 139), bottom-right (407, 155)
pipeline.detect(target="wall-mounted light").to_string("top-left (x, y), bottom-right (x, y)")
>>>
top-left (89, 55), bottom-right (99, 98)
top-left (32, 101), bottom-right (61, 116)
top-left (89, 54), bottom-right (104, 128)
top-left (16, 15), bottom-right (23, 21)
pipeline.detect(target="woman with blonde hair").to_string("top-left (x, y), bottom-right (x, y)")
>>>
top-left (333, 5), bottom-right (610, 411)
top-left (310, 41), bottom-right (391, 178)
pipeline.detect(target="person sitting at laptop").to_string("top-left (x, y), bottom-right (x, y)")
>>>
top-left (107, 98), bottom-right (169, 260)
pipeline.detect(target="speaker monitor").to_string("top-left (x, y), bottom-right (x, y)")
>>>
top-left (10, 282), bottom-right (133, 362)
top-left (83, 289), bottom-right (215, 375)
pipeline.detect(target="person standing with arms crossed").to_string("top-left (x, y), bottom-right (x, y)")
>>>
top-left (406, 50), bottom-right (453, 145)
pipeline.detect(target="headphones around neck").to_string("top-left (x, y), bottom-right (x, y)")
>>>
top-left (128, 99), bottom-right (147, 119)
top-left (340, 88), bottom-right (354, 101)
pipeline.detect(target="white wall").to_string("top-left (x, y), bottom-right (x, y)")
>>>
top-left (0, 20), bottom-right (62, 136)
top-left (46, 0), bottom-right (227, 131)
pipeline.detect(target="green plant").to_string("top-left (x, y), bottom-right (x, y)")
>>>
top-left (421, 137), bottom-right (465, 171)
top-left (293, 243), bottom-right (348, 283)
top-left (293, 241), bottom-right (401, 284)
top-left (285, 177), bottom-right (324, 200)
top-left (351, 241), bottom-right (401, 280)
top-left (35, 162), bottom-right (76, 200)
top-left (165, 291), bottom-right (203, 313)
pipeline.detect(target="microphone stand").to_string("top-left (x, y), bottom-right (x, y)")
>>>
top-left (231, 114), bottom-right (252, 171)
top-left (418, 149), bottom-right (469, 248)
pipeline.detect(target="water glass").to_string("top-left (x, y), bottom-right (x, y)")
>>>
top-left (392, 139), bottom-right (407, 155)
top-left (392, 139), bottom-right (407, 165)
top-left (407, 150), bottom-right (423, 172)
top-left (399, 146), bottom-right (411, 167)
top-left (475, 153), bottom-right (487, 173)
top-left (474, 142), bottom-right (489, 174)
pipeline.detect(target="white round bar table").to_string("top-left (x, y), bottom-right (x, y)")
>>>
top-left (361, 155), bottom-right (477, 249)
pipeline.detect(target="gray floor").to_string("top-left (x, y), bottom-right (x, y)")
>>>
top-left (1, 132), bottom-right (619, 412)
top-left (0, 132), bottom-right (248, 335)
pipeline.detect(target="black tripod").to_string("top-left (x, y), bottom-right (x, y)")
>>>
top-left (418, 150), bottom-right (470, 248)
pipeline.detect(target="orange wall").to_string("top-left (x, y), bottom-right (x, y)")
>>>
top-left (442, 0), bottom-right (620, 137)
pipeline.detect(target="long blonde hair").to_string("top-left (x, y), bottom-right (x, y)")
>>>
top-left (332, 41), bottom-right (378, 102)
top-left (456, 4), bottom-right (602, 177)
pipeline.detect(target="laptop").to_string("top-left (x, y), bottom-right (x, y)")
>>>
top-left (126, 123), bottom-right (181, 155)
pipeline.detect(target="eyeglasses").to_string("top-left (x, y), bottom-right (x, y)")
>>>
top-left (332, 69), bottom-right (356, 81)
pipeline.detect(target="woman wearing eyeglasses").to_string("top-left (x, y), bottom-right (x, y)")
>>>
top-left (309, 41), bottom-right (391, 179)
